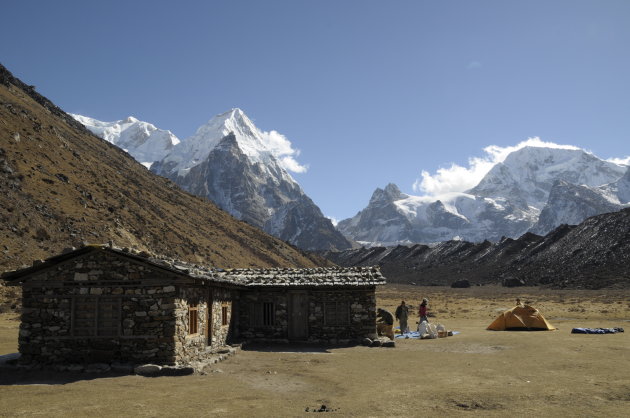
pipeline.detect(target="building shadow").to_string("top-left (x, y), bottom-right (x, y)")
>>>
top-left (241, 342), bottom-right (360, 353)
top-left (0, 365), bottom-right (131, 386)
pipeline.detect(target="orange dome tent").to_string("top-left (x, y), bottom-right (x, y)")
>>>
top-left (487, 303), bottom-right (556, 331)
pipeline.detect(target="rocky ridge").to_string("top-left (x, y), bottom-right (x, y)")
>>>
top-left (324, 207), bottom-right (630, 289)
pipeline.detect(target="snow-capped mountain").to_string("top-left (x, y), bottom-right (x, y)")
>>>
top-left (151, 109), bottom-right (353, 251)
top-left (72, 114), bottom-right (180, 166)
top-left (339, 146), bottom-right (628, 246)
top-left (599, 166), bottom-right (630, 205)
top-left (468, 146), bottom-right (625, 208)
top-left (531, 166), bottom-right (630, 234)
top-left (530, 180), bottom-right (622, 234)
top-left (337, 183), bottom-right (537, 245)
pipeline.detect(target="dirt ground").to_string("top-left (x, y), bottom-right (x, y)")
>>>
top-left (1, 284), bottom-right (628, 417)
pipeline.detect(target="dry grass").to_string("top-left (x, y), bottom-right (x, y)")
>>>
top-left (1, 285), bottom-right (629, 417)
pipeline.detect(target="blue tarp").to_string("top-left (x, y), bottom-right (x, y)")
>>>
top-left (394, 328), bottom-right (460, 339)
top-left (571, 327), bottom-right (624, 334)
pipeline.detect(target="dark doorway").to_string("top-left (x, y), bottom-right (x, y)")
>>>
top-left (288, 291), bottom-right (308, 341)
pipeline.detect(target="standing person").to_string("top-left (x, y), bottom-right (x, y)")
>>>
top-left (395, 301), bottom-right (409, 334)
top-left (419, 298), bottom-right (429, 323)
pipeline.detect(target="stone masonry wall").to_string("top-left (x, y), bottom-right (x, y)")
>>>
top-left (237, 287), bottom-right (377, 344)
top-left (18, 251), bottom-right (180, 366)
top-left (174, 286), bottom-right (235, 364)
top-left (308, 288), bottom-right (377, 344)
top-left (209, 287), bottom-right (235, 348)
top-left (238, 290), bottom-right (289, 342)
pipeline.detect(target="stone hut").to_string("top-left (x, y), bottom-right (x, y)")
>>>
top-left (2, 245), bottom-right (385, 368)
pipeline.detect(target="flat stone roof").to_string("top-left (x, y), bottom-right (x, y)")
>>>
top-left (2, 244), bottom-right (385, 288)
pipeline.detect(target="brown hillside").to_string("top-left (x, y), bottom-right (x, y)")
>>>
top-left (0, 63), bottom-right (330, 272)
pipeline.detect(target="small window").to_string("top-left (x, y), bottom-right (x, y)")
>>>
top-left (221, 304), bottom-right (229, 326)
top-left (324, 302), bottom-right (349, 326)
top-left (188, 303), bottom-right (199, 335)
top-left (249, 302), bottom-right (275, 327)
top-left (262, 302), bottom-right (274, 326)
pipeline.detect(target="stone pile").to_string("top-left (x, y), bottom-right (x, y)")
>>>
top-left (361, 336), bottom-right (395, 348)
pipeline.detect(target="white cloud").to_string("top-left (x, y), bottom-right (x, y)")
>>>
top-left (413, 137), bottom-right (581, 196)
top-left (327, 216), bottom-right (339, 227)
top-left (607, 156), bottom-right (630, 166)
top-left (466, 61), bottom-right (482, 70)
top-left (260, 129), bottom-right (308, 173)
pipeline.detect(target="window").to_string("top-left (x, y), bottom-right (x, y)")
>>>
top-left (72, 296), bottom-right (121, 337)
top-left (262, 302), bottom-right (274, 326)
top-left (221, 303), bottom-right (229, 326)
top-left (188, 303), bottom-right (199, 335)
top-left (249, 302), bottom-right (275, 327)
top-left (324, 302), bottom-right (349, 326)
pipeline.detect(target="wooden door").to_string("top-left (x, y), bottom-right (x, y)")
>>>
top-left (288, 292), bottom-right (309, 341)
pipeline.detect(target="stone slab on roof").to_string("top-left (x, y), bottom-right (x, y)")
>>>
top-left (220, 267), bottom-right (386, 287)
top-left (2, 244), bottom-right (386, 288)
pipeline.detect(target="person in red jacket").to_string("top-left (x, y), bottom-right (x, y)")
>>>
top-left (419, 298), bottom-right (429, 323)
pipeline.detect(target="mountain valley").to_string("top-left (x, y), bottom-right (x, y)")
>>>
top-left (0, 63), bottom-right (329, 274)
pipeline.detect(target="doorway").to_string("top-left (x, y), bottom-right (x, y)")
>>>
top-left (288, 291), bottom-right (308, 341)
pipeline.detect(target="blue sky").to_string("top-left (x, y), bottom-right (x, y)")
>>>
top-left (2, 0), bottom-right (629, 221)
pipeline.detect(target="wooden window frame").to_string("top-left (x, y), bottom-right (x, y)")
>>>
top-left (324, 301), bottom-right (350, 326)
top-left (221, 303), bottom-right (229, 327)
top-left (188, 303), bottom-right (199, 336)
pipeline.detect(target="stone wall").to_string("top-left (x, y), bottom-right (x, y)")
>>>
top-left (209, 287), bottom-right (236, 348)
top-left (308, 288), bottom-right (377, 343)
top-left (237, 287), bottom-right (377, 344)
top-left (238, 290), bottom-right (289, 342)
top-left (18, 250), bottom-right (181, 365)
top-left (13, 247), bottom-right (382, 368)
top-left (174, 286), bottom-right (236, 364)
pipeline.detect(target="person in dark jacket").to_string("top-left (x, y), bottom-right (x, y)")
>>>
top-left (395, 301), bottom-right (409, 334)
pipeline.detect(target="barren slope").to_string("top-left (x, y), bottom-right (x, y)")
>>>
top-left (0, 63), bottom-right (330, 272)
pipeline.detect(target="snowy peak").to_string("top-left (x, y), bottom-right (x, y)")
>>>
top-left (340, 143), bottom-right (629, 246)
top-left (150, 109), bottom-right (351, 252)
top-left (369, 183), bottom-right (404, 206)
top-left (469, 146), bottom-right (626, 207)
top-left (161, 108), bottom-right (296, 185)
top-left (501, 146), bottom-right (624, 187)
top-left (72, 114), bottom-right (180, 165)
